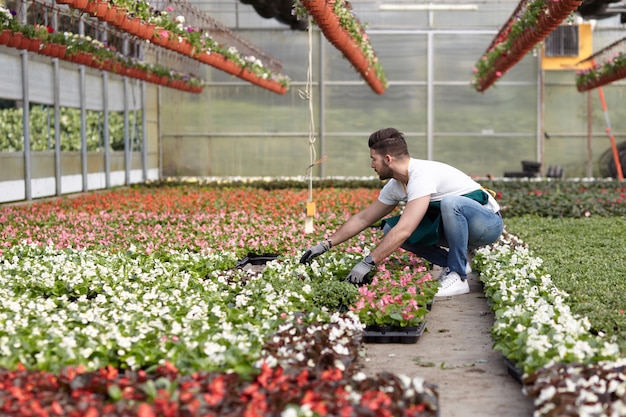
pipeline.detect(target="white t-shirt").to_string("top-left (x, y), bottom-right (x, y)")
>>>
top-left (378, 158), bottom-right (500, 213)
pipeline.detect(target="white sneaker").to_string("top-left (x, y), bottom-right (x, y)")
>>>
top-left (435, 271), bottom-right (470, 297)
top-left (436, 262), bottom-right (472, 282)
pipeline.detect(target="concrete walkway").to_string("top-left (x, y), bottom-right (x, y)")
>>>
top-left (359, 267), bottom-right (535, 417)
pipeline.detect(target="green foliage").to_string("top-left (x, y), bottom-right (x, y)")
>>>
top-left (576, 52), bottom-right (626, 87)
top-left (0, 105), bottom-right (141, 152)
top-left (505, 216), bottom-right (626, 354)
top-left (481, 179), bottom-right (626, 217)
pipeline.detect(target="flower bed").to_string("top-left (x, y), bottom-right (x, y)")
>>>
top-left (3, 180), bottom-right (626, 415)
top-left (474, 229), bottom-right (625, 415)
top-left (0, 185), bottom-right (438, 416)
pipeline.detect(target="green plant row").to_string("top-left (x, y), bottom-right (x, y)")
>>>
top-left (505, 215), bottom-right (626, 354)
top-left (473, 230), bottom-right (620, 376)
top-left (0, 105), bottom-right (140, 152)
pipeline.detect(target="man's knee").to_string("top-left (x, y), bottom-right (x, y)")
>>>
top-left (439, 195), bottom-right (463, 213)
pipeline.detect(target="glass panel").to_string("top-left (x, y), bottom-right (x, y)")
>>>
top-left (355, 3), bottom-right (519, 29)
top-left (543, 135), bottom-right (608, 178)
top-left (323, 135), bottom-right (374, 177)
top-left (325, 33), bottom-right (427, 82)
top-left (161, 86), bottom-right (315, 135)
top-left (0, 100), bottom-right (23, 152)
top-left (128, 110), bottom-right (144, 152)
top-left (543, 83), bottom-right (588, 134)
top-left (433, 136), bottom-right (537, 179)
top-left (435, 34), bottom-right (538, 82)
top-left (264, 30), bottom-right (320, 82)
top-left (544, 73), bottom-right (626, 139)
top-left (430, 5), bottom-right (520, 29)
top-left (108, 111), bottom-right (127, 151)
top-left (322, 132), bottom-right (428, 177)
top-left (357, 10), bottom-right (429, 29)
top-left (29, 103), bottom-right (55, 151)
top-left (590, 84), bottom-right (626, 134)
top-left (323, 40), bottom-right (369, 83)
top-left (323, 85), bottom-right (427, 133)
top-left (434, 85), bottom-right (537, 134)
top-left (377, 34), bottom-right (427, 82)
top-left (161, 135), bottom-right (313, 177)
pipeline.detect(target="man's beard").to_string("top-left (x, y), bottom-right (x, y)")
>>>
top-left (377, 165), bottom-right (393, 181)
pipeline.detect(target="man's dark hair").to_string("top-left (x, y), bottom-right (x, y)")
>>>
top-left (368, 128), bottom-right (409, 158)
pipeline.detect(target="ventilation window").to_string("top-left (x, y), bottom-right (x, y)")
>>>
top-left (545, 26), bottom-right (579, 57)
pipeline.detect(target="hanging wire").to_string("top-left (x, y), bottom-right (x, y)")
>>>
top-left (302, 14), bottom-right (318, 203)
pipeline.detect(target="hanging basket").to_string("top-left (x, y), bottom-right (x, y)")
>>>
top-left (299, 0), bottom-right (386, 94)
top-left (577, 66), bottom-right (626, 92)
top-left (473, 0), bottom-right (583, 92)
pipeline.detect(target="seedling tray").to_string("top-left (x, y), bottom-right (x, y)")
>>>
top-left (363, 322), bottom-right (426, 344)
top-left (235, 253), bottom-right (279, 268)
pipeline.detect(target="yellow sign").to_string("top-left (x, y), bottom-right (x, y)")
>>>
top-left (306, 201), bottom-right (316, 217)
top-left (542, 23), bottom-right (594, 71)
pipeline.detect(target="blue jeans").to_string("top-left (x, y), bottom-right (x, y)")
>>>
top-left (383, 195), bottom-right (504, 278)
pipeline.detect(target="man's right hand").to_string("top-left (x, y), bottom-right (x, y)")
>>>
top-left (299, 242), bottom-right (329, 263)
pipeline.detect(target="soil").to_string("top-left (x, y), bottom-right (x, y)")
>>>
top-left (359, 267), bottom-right (535, 417)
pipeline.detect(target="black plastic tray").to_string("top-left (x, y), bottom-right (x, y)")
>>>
top-left (504, 357), bottom-right (523, 384)
top-left (363, 322), bottom-right (426, 344)
top-left (235, 253), bottom-right (279, 268)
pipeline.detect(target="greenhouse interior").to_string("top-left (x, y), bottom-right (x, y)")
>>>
top-left (1, 0), bottom-right (626, 204)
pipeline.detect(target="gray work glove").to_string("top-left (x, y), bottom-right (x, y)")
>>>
top-left (299, 241), bottom-right (330, 264)
top-left (346, 255), bottom-right (376, 285)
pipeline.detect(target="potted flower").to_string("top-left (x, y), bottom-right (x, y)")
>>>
top-left (91, 39), bottom-right (117, 69)
top-left (351, 262), bottom-right (435, 329)
top-left (0, 6), bottom-right (24, 48)
top-left (576, 51), bottom-right (626, 91)
top-left (0, 5), bottom-right (15, 36)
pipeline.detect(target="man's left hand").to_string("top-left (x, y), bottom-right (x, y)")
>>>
top-left (346, 256), bottom-right (376, 285)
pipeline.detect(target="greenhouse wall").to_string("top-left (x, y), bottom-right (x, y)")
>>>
top-left (3, 0), bottom-right (626, 205)
top-left (0, 43), bottom-right (160, 204)
top-left (159, 0), bottom-right (626, 180)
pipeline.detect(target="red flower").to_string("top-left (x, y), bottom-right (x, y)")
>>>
top-left (301, 390), bottom-right (328, 415)
top-left (156, 361), bottom-right (179, 379)
top-left (203, 375), bottom-right (226, 406)
top-left (84, 406), bottom-right (99, 417)
top-left (100, 365), bottom-right (118, 380)
top-left (296, 369), bottom-right (310, 387)
top-left (137, 403), bottom-right (156, 417)
top-left (320, 368), bottom-right (343, 381)
top-left (51, 401), bottom-right (64, 416)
